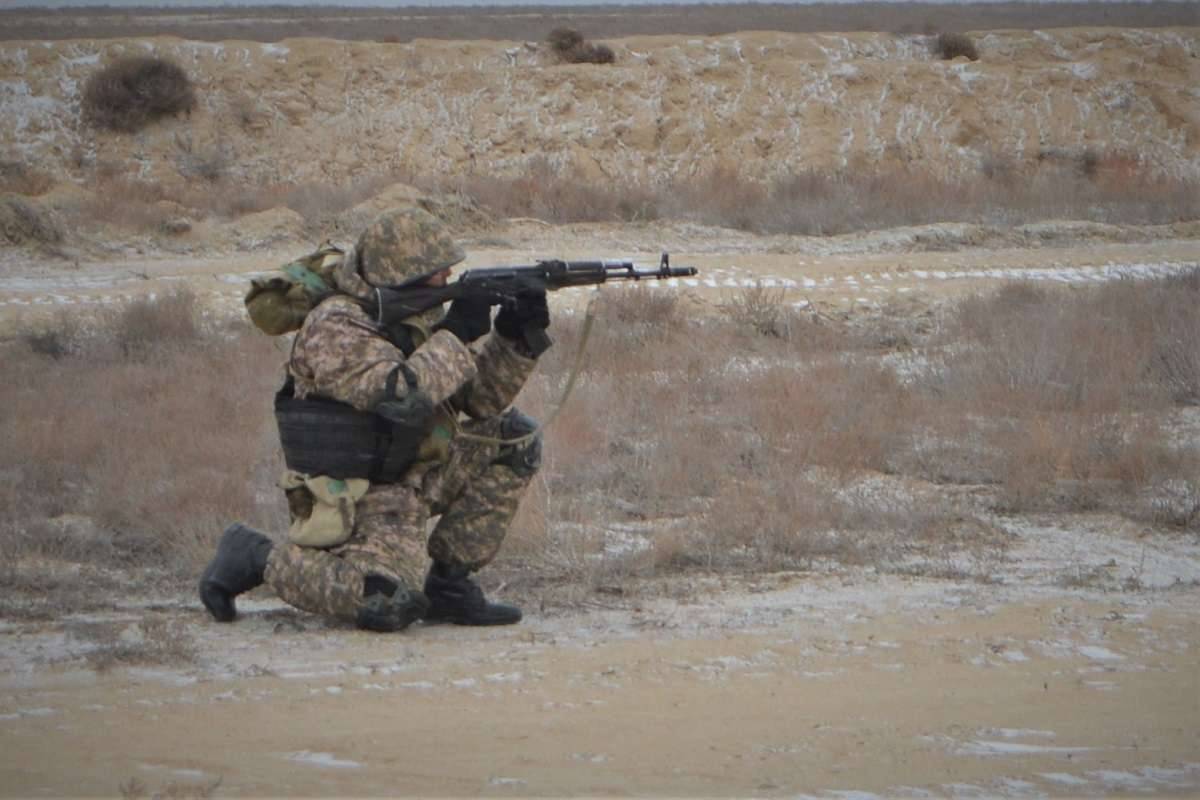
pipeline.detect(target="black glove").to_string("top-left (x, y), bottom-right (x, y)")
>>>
top-left (433, 296), bottom-right (492, 344)
top-left (494, 290), bottom-right (550, 343)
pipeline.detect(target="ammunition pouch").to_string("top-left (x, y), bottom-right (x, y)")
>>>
top-left (274, 377), bottom-right (435, 483)
top-left (493, 408), bottom-right (542, 478)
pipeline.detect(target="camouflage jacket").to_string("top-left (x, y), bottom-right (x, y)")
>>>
top-left (289, 295), bottom-right (536, 452)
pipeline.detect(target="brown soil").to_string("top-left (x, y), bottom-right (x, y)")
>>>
top-left (2, 573), bottom-right (1198, 796)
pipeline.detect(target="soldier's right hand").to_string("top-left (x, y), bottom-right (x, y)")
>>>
top-left (434, 296), bottom-right (492, 344)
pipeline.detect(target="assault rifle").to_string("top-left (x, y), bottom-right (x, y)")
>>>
top-left (368, 253), bottom-right (698, 354)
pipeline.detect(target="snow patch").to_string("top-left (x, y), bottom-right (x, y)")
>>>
top-left (282, 751), bottom-right (362, 769)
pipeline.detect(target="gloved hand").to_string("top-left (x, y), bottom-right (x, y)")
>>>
top-left (433, 296), bottom-right (492, 344)
top-left (494, 290), bottom-right (550, 343)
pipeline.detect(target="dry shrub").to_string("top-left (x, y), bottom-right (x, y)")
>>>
top-left (82, 56), bottom-right (196, 133)
top-left (931, 31), bottom-right (979, 60)
top-left (0, 161), bottom-right (54, 196)
top-left (668, 165), bottom-right (770, 232)
top-left (597, 284), bottom-right (683, 328)
top-left (102, 288), bottom-right (203, 360)
top-left (546, 27), bottom-right (615, 65)
top-left (719, 283), bottom-right (796, 339)
top-left (459, 157), bottom-right (658, 223)
top-left (1149, 269), bottom-right (1200, 405)
top-left (172, 133), bottom-right (230, 183)
top-left (229, 92), bottom-right (268, 132)
top-left (0, 193), bottom-right (63, 246)
top-left (75, 174), bottom-right (178, 232)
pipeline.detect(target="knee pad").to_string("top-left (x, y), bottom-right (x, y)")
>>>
top-left (356, 575), bottom-right (430, 633)
top-left (494, 409), bottom-right (542, 478)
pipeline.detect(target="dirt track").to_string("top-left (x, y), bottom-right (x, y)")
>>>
top-left (3, 222), bottom-right (1198, 331)
top-left (2, 556), bottom-right (1199, 796)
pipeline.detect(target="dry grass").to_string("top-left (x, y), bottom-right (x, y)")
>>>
top-left (72, 617), bottom-right (197, 672)
top-left (61, 146), bottom-right (1197, 240)
top-left (119, 776), bottom-right (222, 800)
top-left (499, 271), bottom-right (1200, 591)
top-left (3, 2), bottom-right (1193, 43)
top-left (0, 291), bottom-right (286, 608)
top-left (0, 161), bottom-right (54, 196)
top-left (66, 169), bottom-right (410, 237)
top-left (3, 273), bottom-right (1198, 610)
top-left (1, 194), bottom-right (63, 247)
top-left (434, 158), bottom-right (1200, 234)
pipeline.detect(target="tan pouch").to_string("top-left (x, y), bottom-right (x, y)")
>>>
top-left (280, 470), bottom-right (370, 548)
top-left (246, 243), bottom-right (346, 336)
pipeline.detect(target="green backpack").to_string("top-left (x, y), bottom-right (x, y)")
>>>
top-left (245, 242), bottom-right (345, 336)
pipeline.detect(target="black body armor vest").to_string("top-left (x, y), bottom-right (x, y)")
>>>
top-left (274, 376), bottom-right (434, 483)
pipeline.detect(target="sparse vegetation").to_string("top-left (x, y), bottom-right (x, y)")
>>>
top-left (547, 27), bottom-right (616, 65)
top-left (81, 55), bottom-right (196, 133)
top-left (0, 161), bottom-right (54, 196)
top-left (441, 157), bottom-right (1200, 234)
top-left (930, 31), bottom-right (979, 60)
top-left (119, 775), bottom-right (221, 800)
top-left (74, 617), bottom-right (197, 671)
top-left (65, 152), bottom-right (1198, 241)
top-left (2, 271), bottom-right (1198, 610)
top-left (1, 193), bottom-right (63, 246)
top-left (0, 291), bottom-right (285, 616)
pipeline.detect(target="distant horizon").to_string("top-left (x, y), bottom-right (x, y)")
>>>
top-left (5, 0), bottom-right (1196, 8)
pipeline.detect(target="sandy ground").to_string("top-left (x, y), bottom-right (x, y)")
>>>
top-left (2, 228), bottom-right (1200, 797)
top-left (2, 513), bottom-right (1199, 797)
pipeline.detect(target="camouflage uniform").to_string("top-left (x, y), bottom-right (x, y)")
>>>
top-left (261, 210), bottom-right (540, 624)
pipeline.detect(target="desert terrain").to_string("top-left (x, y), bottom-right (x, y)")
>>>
top-left (1, 8), bottom-right (1199, 798)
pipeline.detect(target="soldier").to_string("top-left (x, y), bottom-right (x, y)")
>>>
top-left (198, 207), bottom-right (547, 631)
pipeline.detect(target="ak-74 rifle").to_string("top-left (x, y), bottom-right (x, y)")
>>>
top-left (367, 253), bottom-right (698, 354)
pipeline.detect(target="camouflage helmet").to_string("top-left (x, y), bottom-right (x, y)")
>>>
top-left (355, 207), bottom-right (465, 288)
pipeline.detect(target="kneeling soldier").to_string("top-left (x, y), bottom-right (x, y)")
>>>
top-left (199, 207), bottom-right (546, 631)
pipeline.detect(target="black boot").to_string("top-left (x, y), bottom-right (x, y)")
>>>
top-left (199, 523), bottom-right (273, 622)
top-left (356, 575), bottom-right (430, 633)
top-left (424, 562), bottom-right (522, 626)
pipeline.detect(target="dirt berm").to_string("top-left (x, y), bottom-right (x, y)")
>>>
top-left (1, 28), bottom-right (1197, 190)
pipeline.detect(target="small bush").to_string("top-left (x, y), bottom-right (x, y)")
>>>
top-left (104, 288), bottom-right (203, 359)
top-left (0, 161), bottom-right (53, 196)
top-left (0, 194), bottom-right (63, 246)
top-left (719, 284), bottom-right (796, 339)
top-left (546, 27), bottom-right (616, 65)
top-left (931, 32), bottom-right (979, 61)
top-left (547, 27), bottom-right (584, 53)
top-left (82, 56), bottom-right (197, 133)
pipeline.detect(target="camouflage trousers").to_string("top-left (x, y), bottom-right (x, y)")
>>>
top-left (263, 409), bottom-right (539, 622)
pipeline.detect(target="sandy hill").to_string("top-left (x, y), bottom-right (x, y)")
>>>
top-left (1, 27), bottom-right (1197, 196)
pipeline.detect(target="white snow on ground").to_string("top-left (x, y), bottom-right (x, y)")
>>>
top-left (281, 751), bottom-right (362, 769)
top-left (956, 740), bottom-right (1101, 756)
